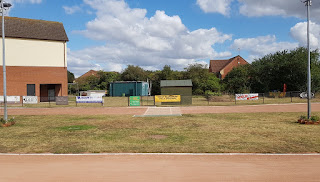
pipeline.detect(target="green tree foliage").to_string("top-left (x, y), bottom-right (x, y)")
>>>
top-left (67, 70), bottom-right (75, 83)
top-left (223, 64), bottom-right (250, 94)
top-left (183, 63), bottom-right (220, 95)
top-left (96, 71), bottom-right (120, 90)
top-left (249, 47), bottom-right (320, 92)
top-left (77, 71), bottom-right (120, 91)
top-left (121, 65), bottom-right (147, 81)
top-left (222, 47), bottom-right (320, 93)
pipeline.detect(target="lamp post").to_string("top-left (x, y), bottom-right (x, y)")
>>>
top-left (302, 0), bottom-right (312, 119)
top-left (1, 0), bottom-right (11, 122)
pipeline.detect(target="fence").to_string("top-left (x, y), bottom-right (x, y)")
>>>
top-left (0, 91), bottom-right (317, 108)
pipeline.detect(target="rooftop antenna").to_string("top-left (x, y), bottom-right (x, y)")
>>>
top-left (238, 48), bottom-right (241, 56)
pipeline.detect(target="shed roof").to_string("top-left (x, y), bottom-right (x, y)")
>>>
top-left (160, 80), bottom-right (192, 87)
top-left (0, 17), bottom-right (68, 42)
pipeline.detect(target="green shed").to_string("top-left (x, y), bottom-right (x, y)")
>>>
top-left (160, 80), bottom-right (193, 105)
top-left (109, 81), bottom-right (149, 97)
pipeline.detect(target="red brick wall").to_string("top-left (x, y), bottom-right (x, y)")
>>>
top-left (0, 66), bottom-right (67, 96)
top-left (221, 57), bottom-right (248, 79)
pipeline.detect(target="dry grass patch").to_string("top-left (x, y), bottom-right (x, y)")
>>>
top-left (0, 112), bottom-right (319, 153)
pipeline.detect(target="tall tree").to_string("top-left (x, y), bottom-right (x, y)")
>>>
top-left (67, 70), bottom-right (75, 83)
top-left (121, 65), bottom-right (147, 81)
top-left (183, 63), bottom-right (220, 95)
top-left (223, 64), bottom-right (250, 94)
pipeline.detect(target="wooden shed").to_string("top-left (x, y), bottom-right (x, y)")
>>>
top-left (160, 80), bottom-right (192, 105)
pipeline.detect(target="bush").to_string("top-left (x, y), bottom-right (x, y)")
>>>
top-left (205, 90), bottom-right (222, 98)
top-left (310, 116), bottom-right (320, 122)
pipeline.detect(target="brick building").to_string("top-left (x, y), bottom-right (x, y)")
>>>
top-left (209, 55), bottom-right (248, 79)
top-left (0, 17), bottom-right (68, 102)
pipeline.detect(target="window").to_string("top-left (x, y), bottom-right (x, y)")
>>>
top-left (27, 84), bottom-right (35, 96)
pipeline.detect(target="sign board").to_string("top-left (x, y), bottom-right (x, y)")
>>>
top-left (129, 96), bottom-right (141, 106)
top-left (23, 96), bottom-right (38, 104)
top-left (0, 96), bottom-right (20, 103)
top-left (235, 93), bottom-right (259, 101)
top-left (76, 96), bottom-right (103, 103)
top-left (299, 92), bottom-right (315, 99)
top-left (155, 95), bottom-right (181, 103)
top-left (56, 96), bottom-right (69, 105)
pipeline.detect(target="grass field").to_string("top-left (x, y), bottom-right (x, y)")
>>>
top-left (0, 112), bottom-right (319, 154)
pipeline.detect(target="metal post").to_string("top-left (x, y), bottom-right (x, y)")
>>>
top-left (305, 0), bottom-right (312, 119)
top-left (1, 0), bottom-right (7, 121)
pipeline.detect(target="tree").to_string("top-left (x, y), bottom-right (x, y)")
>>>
top-left (223, 64), bottom-right (250, 94)
top-left (183, 63), bottom-right (220, 95)
top-left (249, 47), bottom-right (320, 93)
top-left (67, 70), bottom-right (75, 83)
top-left (121, 65), bottom-right (147, 81)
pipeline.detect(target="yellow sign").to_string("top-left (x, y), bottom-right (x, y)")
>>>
top-left (155, 95), bottom-right (181, 103)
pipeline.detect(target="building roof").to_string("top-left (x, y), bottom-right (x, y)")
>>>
top-left (0, 17), bottom-right (68, 42)
top-left (160, 80), bottom-right (193, 87)
top-left (75, 70), bottom-right (99, 82)
top-left (210, 55), bottom-right (245, 73)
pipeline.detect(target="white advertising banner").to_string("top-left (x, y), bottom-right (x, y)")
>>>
top-left (235, 93), bottom-right (259, 101)
top-left (0, 96), bottom-right (20, 103)
top-left (76, 96), bottom-right (103, 103)
top-left (23, 96), bottom-right (38, 104)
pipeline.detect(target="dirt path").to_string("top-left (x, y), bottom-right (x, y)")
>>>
top-left (0, 154), bottom-right (319, 182)
top-left (2, 103), bottom-right (320, 116)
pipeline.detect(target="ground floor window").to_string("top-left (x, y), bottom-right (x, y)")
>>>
top-left (27, 84), bottom-right (35, 96)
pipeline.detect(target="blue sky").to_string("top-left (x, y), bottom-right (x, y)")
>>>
top-left (6, 0), bottom-right (320, 77)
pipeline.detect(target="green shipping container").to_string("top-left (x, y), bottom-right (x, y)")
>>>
top-left (109, 81), bottom-right (149, 97)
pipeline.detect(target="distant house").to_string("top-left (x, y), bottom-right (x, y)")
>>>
top-left (209, 55), bottom-right (248, 79)
top-left (0, 17), bottom-right (68, 102)
top-left (75, 70), bottom-right (99, 83)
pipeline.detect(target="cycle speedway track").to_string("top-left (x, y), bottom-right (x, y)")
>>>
top-left (2, 103), bottom-right (320, 116)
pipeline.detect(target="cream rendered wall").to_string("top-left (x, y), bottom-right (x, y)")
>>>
top-left (0, 38), bottom-right (67, 67)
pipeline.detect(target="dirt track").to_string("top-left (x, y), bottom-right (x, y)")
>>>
top-left (1, 103), bottom-right (320, 182)
top-left (0, 154), bottom-right (319, 182)
top-left (3, 103), bottom-right (320, 116)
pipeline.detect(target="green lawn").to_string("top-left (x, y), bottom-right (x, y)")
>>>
top-left (0, 112), bottom-right (319, 153)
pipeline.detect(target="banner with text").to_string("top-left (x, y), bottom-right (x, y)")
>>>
top-left (23, 96), bottom-right (38, 104)
top-left (155, 95), bottom-right (181, 103)
top-left (0, 96), bottom-right (20, 103)
top-left (235, 93), bottom-right (259, 101)
top-left (129, 96), bottom-right (141, 106)
top-left (76, 96), bottom-right (103, 103)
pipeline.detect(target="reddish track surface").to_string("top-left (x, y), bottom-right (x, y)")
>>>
top-left (1, 103), bottom-right (320, 182)
top-left (3, 103), bottom-right (320, 116)
top-left (0, 154), bottom-right (320, 182)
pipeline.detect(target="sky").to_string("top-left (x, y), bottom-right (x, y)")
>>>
top-left (5, 0), bottom-right (320, 77)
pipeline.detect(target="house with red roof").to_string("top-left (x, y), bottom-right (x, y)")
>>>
top-left (209, 55), bottom-right (248, 79)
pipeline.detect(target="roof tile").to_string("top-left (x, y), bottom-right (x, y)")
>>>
top-left (0, 17), bottom-right (68, 42)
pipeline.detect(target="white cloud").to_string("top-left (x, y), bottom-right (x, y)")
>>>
top-left (290, 21), bottom-right (320, 49)
top-left (63, 5), bottom-right (82, 15)
top-left (68, 0), bottom-right (232, 76)
top-left (7, 0), bottom-right (42, 4)
top-left (231, 35), bottom-right (299, 62)
top-left (196, 0), bottom-right (233, 16)
top-left (238, 0), bottom-right (320, 22)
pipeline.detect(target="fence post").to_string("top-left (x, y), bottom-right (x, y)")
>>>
top-left (290, 92), bottom-right (293, 103)
top-left (128, 96), bottom-right (130, 106)
top-left (235, 94), bottom-right (236, 105)
top-left (154, 95), bottom-right (155, 106)
top-left (263, 93), bottom-right (265, 104)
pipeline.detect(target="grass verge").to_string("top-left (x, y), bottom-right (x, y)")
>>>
top-left (0, 112), bottom-right (319, 153)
